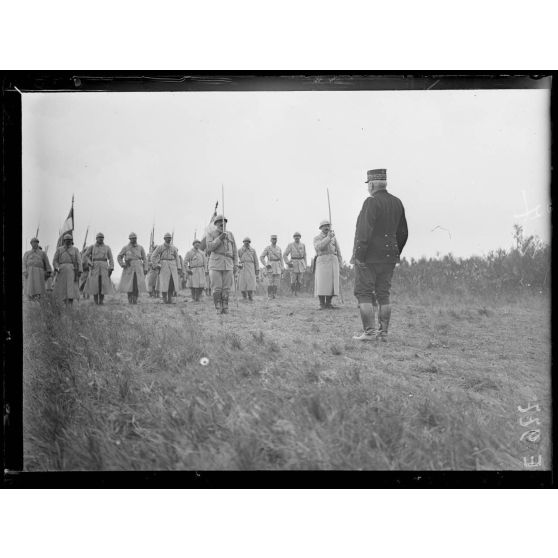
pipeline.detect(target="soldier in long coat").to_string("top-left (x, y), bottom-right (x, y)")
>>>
top-left (84, 233), bottom-right (114, 305)
top-left (146, 244), bottom-right (159, 297)
top-left (260, 235), bottom-right (284, 299)
top-left (352, 168), bottom-right (408, 341)
top-left (313, 220), bottom-right (343, 309)
top-left (117, 232), bottom-right (148, 304)
top-left (52, 233), bottom-right (82, 306)
top-left (238, 237), bottom-right (259, 301)
top-left (151, 233), bottom-right (182, 304)
top-left (22, 237), bottom-right (52, 300)
top-left (184, 239), bottom-right (207, 302)
top-left (206, 215), bottom-right (238, 314)
top-left (283, 232), bottom-right (307, 296)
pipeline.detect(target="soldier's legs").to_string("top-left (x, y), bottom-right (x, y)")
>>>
top-left (221, 270), bottom-right (233, 314)
top-left (353, 262), bottom-right (378, 336)
top-left (132, 273), bottom-right (138, 303)
top-left (210, 270), bottom-right (223, 312)
top-left (318, 295), bottom-right (326, 309)
top-left (248, 290), bottom-right (253, 301)
top-left (375, 264), bottom-right (396, 341)
top-left (242, 290), bottom-right (247, 299)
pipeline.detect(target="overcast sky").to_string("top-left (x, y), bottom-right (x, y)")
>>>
top-left (22, 89), bottom-right (550, 279)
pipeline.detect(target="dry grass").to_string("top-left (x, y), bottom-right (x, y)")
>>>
top-left (22, 287), bottom-right (551, 471)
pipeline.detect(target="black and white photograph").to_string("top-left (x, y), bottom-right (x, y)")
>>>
top-left (8, 73), bottom-right (552, 474)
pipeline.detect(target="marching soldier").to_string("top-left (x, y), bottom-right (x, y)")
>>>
top-left (146, 243), bottom-right (160, 297)
top-left (84, 233), bottom-right (114, 305)
top-left (313, 219), bottom-right (342, 309)
top-left (22, 237), bottom-right (52, 300)
top-left (117, 233), bottom-right (148, 304)
top-left (352, 168), bottom-right (408, 341)
top-left (151, 233), bottom-right (182, 304)
top-left (184, 239), bottom-right (207, 302)
top-left (238, 237), bottom-right (259, 301)
top-left (52, 233), bottom-right (82, 306)
top-left (206, 215), bottom-right (238, 314)
top-left (260, 235), bottom-right (284, 299)
top-left (283, 232), bottom-right (307, 296)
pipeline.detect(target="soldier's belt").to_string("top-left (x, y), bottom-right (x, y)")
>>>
top-left (291, 257), bottom-right (304, 259)
top-left (269, 258), bottom-right (281, 261)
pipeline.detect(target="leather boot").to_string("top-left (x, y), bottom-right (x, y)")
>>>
top-left (162, 292), bottom-right (168, 303)
top-left (273, 285), bottom-right (277, 298)
top-left (319, 295), bottom-right (326, 309)
top-left (248, 291), bottom-right (253, 301)
top-left (94, 294), bottom-right (99, 305)
top-left (213, 291), bottom-right (222, 313)
top-left (221, 292), bottom-right (229, 314)
top-left (325, 295), bottom-right (333, 308)
top-left (190, 288), bottom-right (196, 301)
top-left (377, 304), bottom-right (391, 341)
top-left (99, 294), bottom-right (104, 305)
top-left (242, 291), bottom-right (247, 299)
top-left (128, 293), bottom-right (133, 304)
top-left (267, 286), bottom-right (272, 299)
top-left (353, 303), bottom-right (376, 340)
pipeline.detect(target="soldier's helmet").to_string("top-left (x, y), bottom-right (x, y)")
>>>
top-left (63, 233), bottom-right (73, 240)
top-left (243, 237), bottom-right (251, 243)
top-left (163, 232), bottom-right (172, 239)
top-left (129, 232), bottom-right (137, 239)
top-left (293, 232), bottom-right (301, 237)
top-left (270, 234), bottom-right (277, 239)
top-left (193, 239), bottom-right (201, 246)
top-left (30, 237), bottom-right (39, 244)
top-left (319, 220), bottom-right (331, 229)
top-left (96, 232), bottom-right (104, 239)
top-left (214, 214), bottom-right (228, 223)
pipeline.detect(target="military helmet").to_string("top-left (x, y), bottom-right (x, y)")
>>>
top-left (129, 232), bottom-right (137, 239)
top-left (96, 232), bottom-right (104, 239)
top-left (164, 232), bottom-right (172, 239)
top-left (319, 219), bottom-right (331, 229)
top-left (30, 237), bottom-right (39, 243)
top-left (243, 237), bottom-right (251, 243)
top-left (293, 232), bottom-right (301, 237)
top-left (214, 214), bottom-right (228, 223)
top-left (63, 233), bottom-right (73, 240)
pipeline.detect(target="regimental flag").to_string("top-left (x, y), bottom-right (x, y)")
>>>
top-left (56, 195), bottom-right (75, 247)
top-left (199, 201), bottom-right (219, 252)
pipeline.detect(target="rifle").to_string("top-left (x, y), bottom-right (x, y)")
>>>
top-left (82, 226), bottom-right (89, 252)
top-left (327, 188), bottom-right (344, 304)
top-left (221, 184), bottom-right (239, 308)
top-left (35, 224), bottom-right (39, 240)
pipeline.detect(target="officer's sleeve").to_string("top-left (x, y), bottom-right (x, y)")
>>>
top-left (107, 247), bottom-right (114, 270)
top-left (117, 246), bottom-right (126, 267)
top-left (396, 206), bottom-right (409, 254)
top-left (259, 247), bottom-right (268, 266)
top-left (354, 198), bottom-right (377, 261)
top-left (43, 251), bottom-right (53, 272)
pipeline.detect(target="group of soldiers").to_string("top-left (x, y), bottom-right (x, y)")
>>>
top-left (23, 168), bottom-right (408, 341)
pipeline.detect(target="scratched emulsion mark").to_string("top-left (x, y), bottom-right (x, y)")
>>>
top-left (513, 190), bottom-right (550, 222)
top-left (517, 401), bottom-right (543, 469)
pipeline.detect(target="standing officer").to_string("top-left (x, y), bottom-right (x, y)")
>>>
top-left (206, 215), bottom-right (238, 314)
top-left (283, 232), bottom-right (307, 296)
top-left (151, 233), bottom-right (182, 304)
top-left (184, 239), bottom-right (207, 302)
top-left (22, 237), bottom-right (52, 300)
top-left (84, 233), bottom-right (114, 305)
top-left (117, 232), bottom-right (148, 304)
top-left (238, 237), bottom-right (259, 301)
top-left (260, 235), bottom-right (283, 299)
top-left (313, 220), bottom-right (343, 309)
top-left (352, 168), bottom-right (408, 341)
top-left (52, 233), bottom-right (82, 306)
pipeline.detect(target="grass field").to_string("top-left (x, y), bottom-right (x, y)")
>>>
top-left (22, 287), bottom-right (551, 470)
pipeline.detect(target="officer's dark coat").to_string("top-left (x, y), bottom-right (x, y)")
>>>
top-left (353, 189), bottom-right (408, 264)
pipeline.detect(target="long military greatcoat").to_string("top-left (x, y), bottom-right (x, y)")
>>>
top-left (52, 244), bottom-right (82, 301)
top-left (84, 243), bottom-right (114, 295)
top-left (23, 248), bottom-right (52, 297)
top-left (206, 230), bottom-right (239, 270)
top-left (313, 233), bottom-right (342, 296)
top-left (352, 189), bottom-right (408, 263)
top-left (184, 248), bottom-right (207, 288)
top-left (117, 243), bottom-right (148, 293)
top-left (283, 241), bottom-right (307, 273)
top-left (151, 242), bottom-right (181, 292)
top-left (238, 245), bottom-right (259, 291)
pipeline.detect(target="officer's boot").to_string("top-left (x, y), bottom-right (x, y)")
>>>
top-left (242, 291), bottom-right (247, 300)
top-left (248, 291), bottom-right (253, 301)
top-left (319, 295), bottom-right (326, 309)
top-left (267, 286), bottom-right (272, 299)
top-left (221, 291), bottom-right (229, 314)
top-left (162, 292), bottom-right (168, 303)
top-left (94, 294), bottom-right (99, 305)
top-left (325, 295), bottom-right (333, 308)
top-left (272, 285), bottom-right (277, 299)
top-left (377, 304), bottom-right (392, 342)
top-left (99, 294), bottom-right (104, 305)
top-left (213, 291), bottom-right (222, 313)
top-left (353, 303), bottom-right (376, 341)
top-left (128, 293), bottom-right (133, 304)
